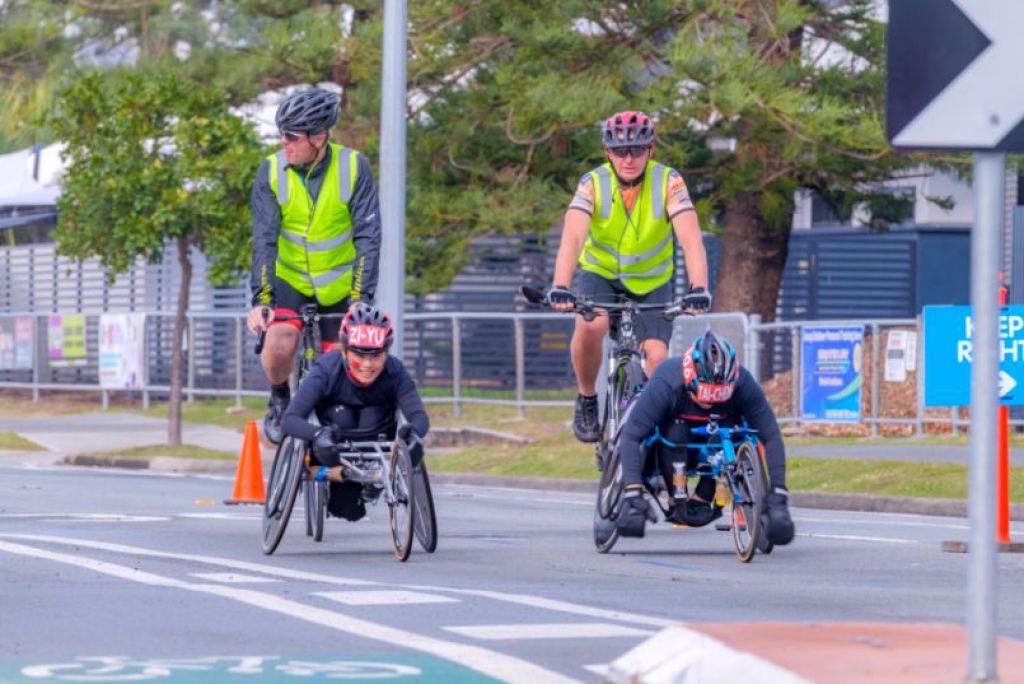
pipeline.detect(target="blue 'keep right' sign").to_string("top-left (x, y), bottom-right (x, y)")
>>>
top-left (924, 305), bottom-right (1024, 407)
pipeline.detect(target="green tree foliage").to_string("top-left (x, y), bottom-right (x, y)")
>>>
top-left (47, 68), bottom-right (264, 444)
top-left (9, 1), bottom-right (942, 320)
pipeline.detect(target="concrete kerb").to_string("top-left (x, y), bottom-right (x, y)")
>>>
top-left (6, 449), bottom-right (1020, 520)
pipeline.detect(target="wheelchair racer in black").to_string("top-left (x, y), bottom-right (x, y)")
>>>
top-left (281, 303), bottom-right (429, 522)
top-left (615, 330), bottom-right (795, 544)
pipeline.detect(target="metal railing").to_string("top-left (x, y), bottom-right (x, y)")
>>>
top-left (0, 309), bottom-right (1015, 431)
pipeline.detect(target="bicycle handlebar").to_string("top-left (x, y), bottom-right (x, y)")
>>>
top-left (521, 284), bottom-right (692, 321)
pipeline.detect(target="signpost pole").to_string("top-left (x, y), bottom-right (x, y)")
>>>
top-left (966, 151), bottom-right (1003, 682)
top-left (997, 281), bottom-right (1010, 545)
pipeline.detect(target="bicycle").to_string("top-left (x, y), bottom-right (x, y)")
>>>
top-left (594, 409), bottom-right (773, 562)
top-left (255, 304), bottom-right (437, 560)
top-left (255, 303), bottom-right (340, 553)
top-left (520, 285), bottom-right (687, 470)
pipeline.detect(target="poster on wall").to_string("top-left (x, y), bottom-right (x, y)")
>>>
top-left (801, 325), bottom-right (864, 422)
top-left (0, 317), bottom-right (34, 370)
top-left (47, 314), bottom-right (87, 368)
top-left (99, 314), bottom-right (146, 390)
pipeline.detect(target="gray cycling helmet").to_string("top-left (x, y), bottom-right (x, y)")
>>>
top-left (275, 87), bottom-right (339, 134)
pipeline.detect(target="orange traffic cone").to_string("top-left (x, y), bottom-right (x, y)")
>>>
top-left (225, 420), bottom-right (266, 505)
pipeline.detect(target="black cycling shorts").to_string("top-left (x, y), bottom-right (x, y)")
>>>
top-left (575, 270), bottom-right (674, 345)
top-left (270, 277), bottom-right (349, 347)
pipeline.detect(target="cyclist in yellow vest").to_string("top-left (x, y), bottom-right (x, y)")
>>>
top-left (549, 111), bottom-right (711, 443)
top-left (246, 87), bottom-right (382, 444)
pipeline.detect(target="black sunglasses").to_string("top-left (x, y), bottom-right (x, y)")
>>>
top-left (280, 130), bottom-right (306, 143)
top-left (609, 145), bottom-right (650, 159)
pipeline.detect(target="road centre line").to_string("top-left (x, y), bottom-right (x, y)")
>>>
top-left (0, 539), bottom-right (578, 684)
top-left (0, 533), bottom-right (677, 629)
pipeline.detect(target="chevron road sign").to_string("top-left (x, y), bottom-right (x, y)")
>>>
top-left (887, 0), bottom-right (1024, 150)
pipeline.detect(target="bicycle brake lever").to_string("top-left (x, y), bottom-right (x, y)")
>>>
top-left (254, 307), bottom-right (270, 355)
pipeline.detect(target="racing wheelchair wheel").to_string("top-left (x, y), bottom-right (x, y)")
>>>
top-left (412, 461), bottom-right (438, 553)
top-left (261, 436), bottom-right (305, 555)
top-left (730, 441), bottom-right (767, 563)
top-left (304, 476), bottom-right (327, 543)
top-left (594, 443), bottom-right (623, 553)
top-left (388, 440), bottom-right (416, 561)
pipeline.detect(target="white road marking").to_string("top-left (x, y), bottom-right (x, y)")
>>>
top-left (445, 622), bottom-right (653, 640)
top-left (401, 585), bottom-right (678, 629)
top-left (190, 572), bottom-right (280, 584)
top-left (316, 590), bottom-right (458, 606)
top-left (0, 540), bottom-right (578, 684)
top-left (177, 513), bottom-right (262, 521)
top-left (802, 533), bottom-right (919, 545)
top-left (2, 534), bottom-right (678, 630)
top-left (0, 513), bottom-right (170, 522)
top-left (584, 664), bottom-right (610, 677)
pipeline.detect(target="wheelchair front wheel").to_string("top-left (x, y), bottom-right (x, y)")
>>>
top-left (261, 436), bottom-right (305, 555)
top-left (388, 441), bottom-right (415, 561)
top-left (304, 477), bottom-right (326, 542)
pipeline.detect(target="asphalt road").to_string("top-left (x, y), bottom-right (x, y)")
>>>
top-left (1, 465), bottom-right (1023, 683)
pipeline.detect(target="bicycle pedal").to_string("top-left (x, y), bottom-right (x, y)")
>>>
top-left (714, 523), bottom-right (732, 532)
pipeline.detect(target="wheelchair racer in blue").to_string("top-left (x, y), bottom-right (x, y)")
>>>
top-left (615, 330), bottom-right (795, 544)
top-left (281, 303), bottom-right (429, 522)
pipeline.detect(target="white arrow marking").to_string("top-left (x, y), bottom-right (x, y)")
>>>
top-left (893, 1), bottom-right (1024, 148)
top-left (999, 370), bottom-right (1017, 397)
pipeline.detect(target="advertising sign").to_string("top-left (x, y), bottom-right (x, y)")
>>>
top-left (0, 317), bottom-right (34, 370)
top-left (801, 326), bottom-right (864, 422)
top-left (99, 314), bottom-right (146, 390)
top-left (47, 314), bottom-right (87, 368)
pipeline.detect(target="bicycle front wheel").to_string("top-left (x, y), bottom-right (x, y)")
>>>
top-left (596, 441), bottom-right (624, 521)
top-left (261, 436), bottom-right (305, 555)
top-left (388, 441), bottom-right (415, 561)
top-left (730, 441), bottom-right (767, 563)
top-left (412, 462), bottom-right (438, 553)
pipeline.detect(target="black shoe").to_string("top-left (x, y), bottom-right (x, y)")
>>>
top-left (763, 489), bottom-right (795, 545)
top-left (667, 499), bottom-right (722, 527)
top-left (573, 394), bottom-right (600, 443)
top-left (263, 390), bottom-right (289, 445)
top-left (328, 481), bottom-right (366, 521)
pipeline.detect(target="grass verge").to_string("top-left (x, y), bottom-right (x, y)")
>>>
top-left (87, 445), bottom-right (235, 461)
top-left (0, 432), bottom-right (45, 450)
top-left (428, 445), bottom-right (1024, 502)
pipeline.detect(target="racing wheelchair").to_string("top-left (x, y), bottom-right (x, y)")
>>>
top-left (593, 397), bottom-right (773, 563)
top-left (260, 420), bottom-right (437, 561)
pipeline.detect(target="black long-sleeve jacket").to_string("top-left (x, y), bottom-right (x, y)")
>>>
top-left (619, 358), bottom-right (787, 489)
top-left (250, 146), bottom-right (382, 307)
top-left (281, 351), bottom-right (429, 443)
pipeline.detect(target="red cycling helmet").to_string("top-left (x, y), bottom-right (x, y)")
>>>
top-left (340, 303), bottom-right (394, 353)
top-left (602, 110), bottom-right (655, 149)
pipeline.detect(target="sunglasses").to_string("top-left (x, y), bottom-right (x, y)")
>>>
top-left (609, 145), bottom-right (650, 159)
top-left (280, 130), bottom-right (306, 143)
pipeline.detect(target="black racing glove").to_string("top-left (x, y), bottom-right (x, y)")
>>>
top-left (615, 489), bottom-right (657, 538)
top-left (545, 285), bottom-right (576, 307)
top-left (310, 426), bottom-right (337, 464)
top-left (682, 285), bottom-right (712, 311)
top-left (397, 424), bottom-right (424, 468)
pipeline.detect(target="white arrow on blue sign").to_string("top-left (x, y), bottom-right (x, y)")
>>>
top-left (888, 0), bottom-right (1024, 151)
top-left (924, 305), bottom-right (1024, 406)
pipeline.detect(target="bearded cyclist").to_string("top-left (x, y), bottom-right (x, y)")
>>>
top-left (614, 330), bottom-right (795, 545)
top-left (247, 87), bottom-right (382, 444)
top-left (281, 304), bottom-right (429, 522)
top-left (549, 111), bottom-right (711, 444)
